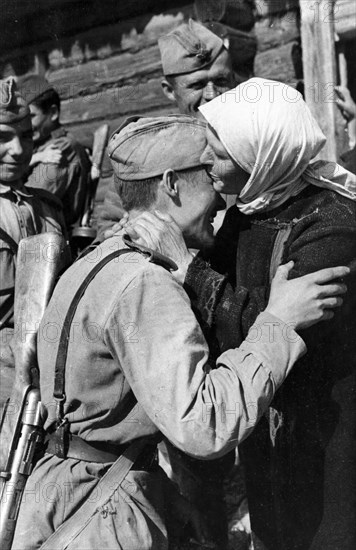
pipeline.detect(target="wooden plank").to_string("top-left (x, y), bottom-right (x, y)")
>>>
top-left (64, 104), bottom-right (179, 149)
top-left (195, 0), bottom-right (255, 31)
top-left (47, 46), bottom-right (163, 99)
top-left (0, 1), bottom-right (191, 54)
top-left (254, 10), bottom-right (300, 51)
top-left (0, 4), bottom-right (193, 69)
top-left (254, 0), bottom-right (299, 18)
top-left (60, 78), bottom-right (173, 126)
top-left (254, 41), bottom-right (300, 84)
top-left (300, 0), bottom-right (347, 160)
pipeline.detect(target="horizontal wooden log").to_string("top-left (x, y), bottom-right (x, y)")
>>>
top-left (48, 46), bottom-right (163, 100)
top-left (254, 10), bottom-right (300, 51)
top-left (254, 41), bottom-right (300, 84)
top-left (195, 0), bottom-right (255, 31)
top-left (64, 104), bottom-right (178, 150)
top-left (0, 5), bottom-right (192, 70)
top-left (254, 0), bottom-right (299, 18)
top-left (60, 78), bottom-right (173, 127)
top-left (0, 0), bottom-right (191, 54)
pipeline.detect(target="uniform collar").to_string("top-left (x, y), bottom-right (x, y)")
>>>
top-left (0, 181), bottom-right (34, 197)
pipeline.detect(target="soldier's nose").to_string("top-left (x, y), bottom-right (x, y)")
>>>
top-left (9, 136), bottom-right (24, 158)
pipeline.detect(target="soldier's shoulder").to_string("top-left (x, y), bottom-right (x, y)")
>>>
top-left (50, 127), bottom-right (78, 153)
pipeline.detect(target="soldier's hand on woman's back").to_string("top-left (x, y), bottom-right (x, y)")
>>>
top-left (266, 262), bottom-right (349, 330)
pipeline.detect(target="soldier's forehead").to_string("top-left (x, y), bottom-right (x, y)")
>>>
top-left (0, 118), bottom-right (31, 133)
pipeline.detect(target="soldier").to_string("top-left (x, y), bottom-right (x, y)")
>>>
top-left (18, 75), bottom-right (90, 231)
top-left (12, 114), bottom-right (348, 550)
top-left (0, 77), bottom-right (65, 405)
top-left (158, 18), bottom-right (235, 117)
top-left (95, 20), bottom-right (245, 547)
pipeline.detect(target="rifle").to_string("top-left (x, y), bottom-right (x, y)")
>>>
top-left (71, 123), bottom-right (110, 253)
top-left (0, 232), bottom-right (70, 550)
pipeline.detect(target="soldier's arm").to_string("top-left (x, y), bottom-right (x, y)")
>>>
top-left (105, 265), bottom-right (305, 460)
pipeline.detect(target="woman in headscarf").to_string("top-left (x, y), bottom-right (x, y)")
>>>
top-left (120, 78), bottom-right (356, 550)
top-left (192, 78), bottom-right (356, 550)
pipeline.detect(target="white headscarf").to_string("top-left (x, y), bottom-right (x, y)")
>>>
top-left (199, 77), bottom-right (356, 214)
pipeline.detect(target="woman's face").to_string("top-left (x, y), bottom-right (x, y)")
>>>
top-left (200, 125), bottom-right (250, 195)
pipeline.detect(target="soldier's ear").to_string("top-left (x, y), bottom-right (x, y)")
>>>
top-left (162, 169), bottom-right (179, 197)
top-left (161, 79), bottom-right (176, 103)
top-left (49, 104), bottom-right (60, 123)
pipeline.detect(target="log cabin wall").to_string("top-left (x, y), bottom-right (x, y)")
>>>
top-left (0, 1), bottom-right (303, 149)
top-left (0, 0), bottom-right (354, 207)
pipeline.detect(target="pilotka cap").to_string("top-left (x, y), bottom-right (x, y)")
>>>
top-left (159, 19), bottom-right (225, 76)
top-left (0, 77), bottom-right (30, 124)
top-left (17, 74), bottom-right (55, 105)
top-left (108, 115), bottom-right (207, 181)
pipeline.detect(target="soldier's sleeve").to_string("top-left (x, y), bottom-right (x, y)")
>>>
top-left (25, 158), bottom-right (69, 198)
top-left (26, 137), bottom-right (88, 227)
top-left (184, 254), bottom-right (267, 352)
top-left (105, 264), bottom-right (306, 460)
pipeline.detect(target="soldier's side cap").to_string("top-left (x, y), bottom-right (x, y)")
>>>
top-left (0, 77), bottom-right (30, 124)
top-left (158, 19), bottom-right (225, 76)
top-left (108, 114), bottom-right (207, 181)
top-left (17, 74), bottom-right (55, 105)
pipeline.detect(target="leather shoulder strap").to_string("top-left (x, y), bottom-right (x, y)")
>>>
top-left (53, 249), bottom-right (131, 403)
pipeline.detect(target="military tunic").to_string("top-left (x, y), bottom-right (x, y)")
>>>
top-left (13, 234), bottom-right (305, 549)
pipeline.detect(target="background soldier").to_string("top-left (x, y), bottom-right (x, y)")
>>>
top-left (18, 75), bottom-right (90, 232)
top-left (96, 20), bottom-right (242, 548)
top-left (0, 77), bottom-right (65, 405)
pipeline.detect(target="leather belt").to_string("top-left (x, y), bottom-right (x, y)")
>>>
top-left (45, 433), bottom-right (158, 470)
